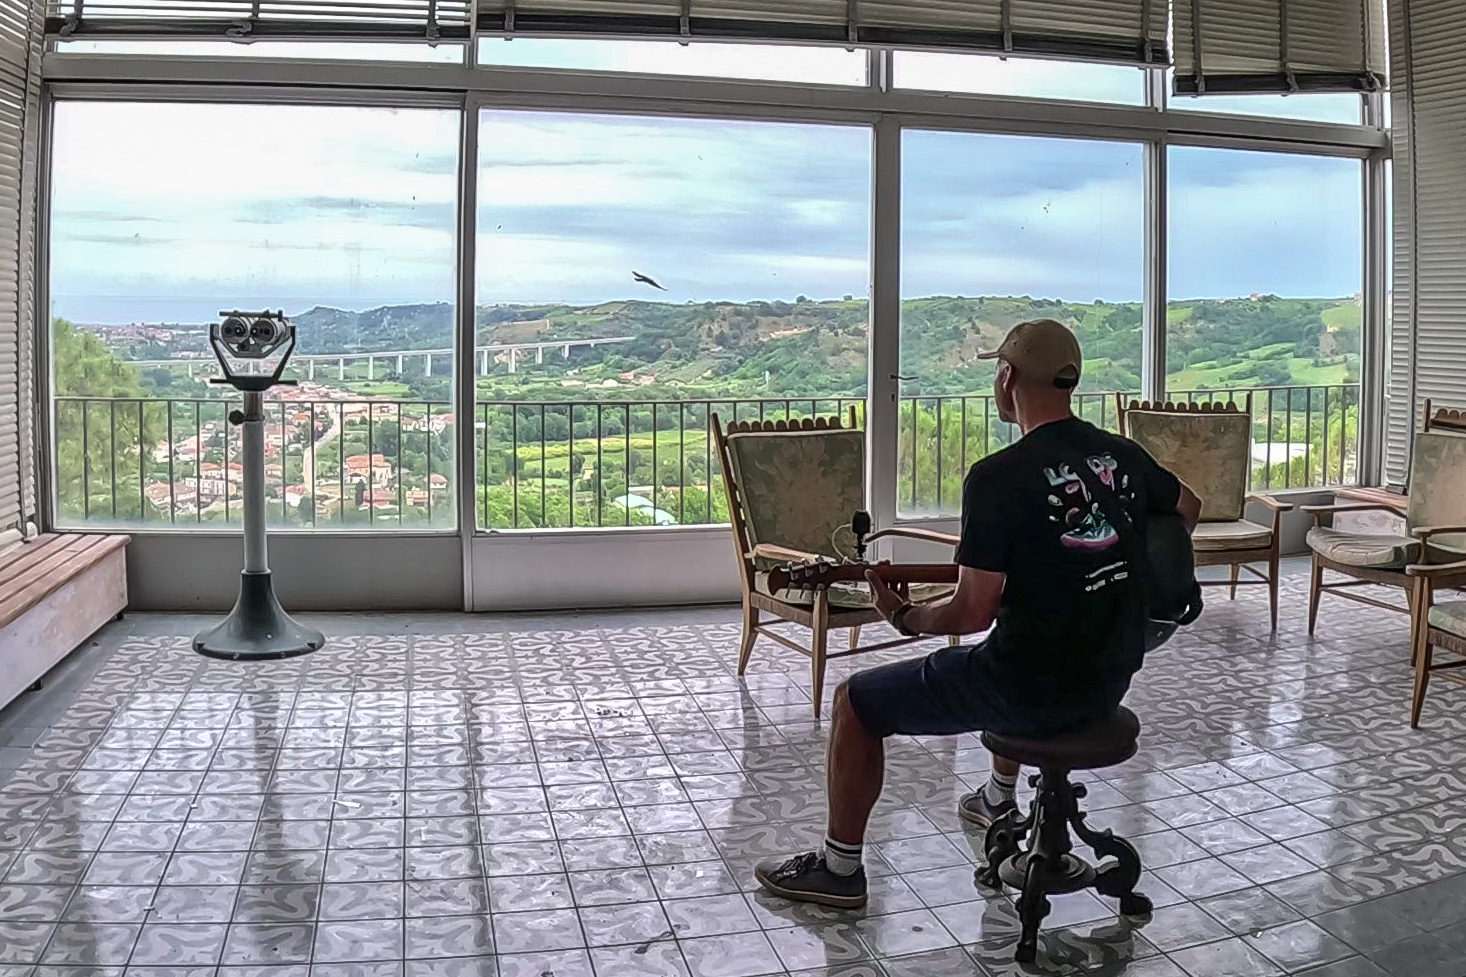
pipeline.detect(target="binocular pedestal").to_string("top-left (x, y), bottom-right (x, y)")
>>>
top-left (194, 390), bottom-right (323, 661)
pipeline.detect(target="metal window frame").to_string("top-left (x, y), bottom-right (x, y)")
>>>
top-left (34, 48), bottom-right (1391, 571)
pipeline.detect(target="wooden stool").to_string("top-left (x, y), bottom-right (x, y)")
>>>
top-left (975, 707), bottom-right (1151, 962)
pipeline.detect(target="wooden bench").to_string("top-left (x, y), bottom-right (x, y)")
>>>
top-left (1, 534), bottom-right (129, 711)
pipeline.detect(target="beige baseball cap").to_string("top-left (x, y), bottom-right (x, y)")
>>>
top-left (977, 318), bottom-right (1082, 389)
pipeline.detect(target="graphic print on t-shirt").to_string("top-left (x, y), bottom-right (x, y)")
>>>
top-left (1042, 454), bottom-right (1136, 552)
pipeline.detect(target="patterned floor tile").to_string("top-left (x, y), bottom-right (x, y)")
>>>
top-left (1, 577), bottom-right (1464, 976)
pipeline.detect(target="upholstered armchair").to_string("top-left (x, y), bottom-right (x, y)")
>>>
top-left (1405, 557), bottom-right (1466, 726)
top-left (1305, 403), bottom-right (1466, 637)
top-left (712, 412), bottom-right (956, 716)
top-left (1118, 395), bottom-right (1292, 629)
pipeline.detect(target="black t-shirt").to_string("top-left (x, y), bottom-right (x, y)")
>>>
top-left (957, 416), bottom-right (1182, 715)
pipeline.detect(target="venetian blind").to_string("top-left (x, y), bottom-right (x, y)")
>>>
top-left (1385, 0), bottom-right (1466, 485)
top-left (1174, 0), bottom-right (1385, 95)
top-left (49, 0), bottom-right (1171, 64)
top-left (0, 0), bottom-right (42, 537)
top-left (46, 0), bottom-right (474, 40)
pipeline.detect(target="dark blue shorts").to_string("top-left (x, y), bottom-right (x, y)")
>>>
top-left (844, 642), bottom-right (1109, 740)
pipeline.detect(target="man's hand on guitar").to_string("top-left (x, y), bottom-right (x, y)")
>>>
top-left (864, 570), bottom-right (906, 621)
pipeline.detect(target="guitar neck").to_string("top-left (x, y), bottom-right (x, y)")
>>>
top-left (767, 562), bottom-right (956, 593)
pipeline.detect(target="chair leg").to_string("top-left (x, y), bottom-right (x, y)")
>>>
top-left (848, 626), bottom-right (861, 651)
top-left (1411, 634), bottom-right (1433, 728)
top-left (1267, 554), bottom-right (1280, 632)
top-left (737, 599), bottom-right (758, 676)
top-left (810, 597), bottom-right (830, 719)
top-left (1228, 564), bottom-right (1240, 601)
top-left (1308, 556), bottom-right (1324, 636)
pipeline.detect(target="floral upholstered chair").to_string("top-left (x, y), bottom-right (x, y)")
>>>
top-left (1118, 395), bottom-right (1292, 629)
top-left (712, 411), bottom-right (956, 716)
top-left (1305, 403), bottom-right (1466, 639)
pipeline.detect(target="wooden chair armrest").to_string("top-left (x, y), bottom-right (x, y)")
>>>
top-left (1412, 525), bottom-right (1466, 541)
top-left (866, 527), bottom-right (960, 546)
top-left (1406, 559), bottom-right (1466, 588)
top-left (750, 543), bottom-right (824, 564)
top-left (1247, 494), bottom-right (1293, 512)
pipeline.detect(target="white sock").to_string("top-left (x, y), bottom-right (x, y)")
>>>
top-left (985, 769), bottom-right (1019, 806)
top-left (822, 835), bottom-right (863, 876)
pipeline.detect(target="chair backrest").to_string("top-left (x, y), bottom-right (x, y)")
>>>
top-left (1118, 397), bottom-right (1252, 523)
top-left (1406, 428), bottom-right (1466, 550)
top-left (715, 414), bottom-right (865, 567)
top-left (1423, 401), bottom-right (1466, 436)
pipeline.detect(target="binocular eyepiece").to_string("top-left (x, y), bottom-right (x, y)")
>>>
top-left (217, 313), bottom-right (286, 356)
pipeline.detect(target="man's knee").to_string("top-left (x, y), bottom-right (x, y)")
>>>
top-left (832, 681), bottom-right (872, 735)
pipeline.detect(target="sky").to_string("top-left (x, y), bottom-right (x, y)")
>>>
top-left (48, 45), bottom-right (1366, 325)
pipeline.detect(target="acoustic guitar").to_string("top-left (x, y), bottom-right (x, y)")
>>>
top-left (766, 560), bottom-right (957, 595)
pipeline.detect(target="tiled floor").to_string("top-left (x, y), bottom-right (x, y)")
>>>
top-left (2, 565), bottom-right (1465, 977)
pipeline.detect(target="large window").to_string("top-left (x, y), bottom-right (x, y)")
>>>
top-left (40, 48), bottom-right (1384, 542)
top-left (899, 132), bottom-right (1145, 516)
top-left (473, 111), bottom-right (871, 530)
top-left (1167, 147), bottom-right (1364, 487)
top-left (48, 102), bottom-right (460, 529)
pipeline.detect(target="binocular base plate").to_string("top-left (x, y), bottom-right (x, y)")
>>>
top-left (194, 570), bottom-right (325, 661)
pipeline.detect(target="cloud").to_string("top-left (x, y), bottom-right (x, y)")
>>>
top-left (47, 99), bottom-right (1363, 325)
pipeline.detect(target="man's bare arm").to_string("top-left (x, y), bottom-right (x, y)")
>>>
top-left (901, 565), bottom-right (1004, 637)
top-left (1176, 478), bottom-right (1202, 533)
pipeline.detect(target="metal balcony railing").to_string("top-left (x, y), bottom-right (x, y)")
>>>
top-left (52, 383), bottom-right (1359, 530)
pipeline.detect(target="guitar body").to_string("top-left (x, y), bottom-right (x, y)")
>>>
top-left (766, 561), bottom-right (957, 594)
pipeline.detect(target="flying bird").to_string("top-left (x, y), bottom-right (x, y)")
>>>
top-left (632, 271), bottom-right (668, 291)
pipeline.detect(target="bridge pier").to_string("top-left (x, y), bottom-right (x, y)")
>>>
top-left (536, 347), bottom-right (544, 365)
top-left (396, 354), bottom-right (404, 374)
top-left (561, 344), bottom-right (570, 358)
top-left (507, 349), bottom-right (517, 374)
top-left (367, 357), bottom-right (375, 381)
top-left (424, 353), bottom-right (433, 377)
top-left (338, 358), bottom-right (346, 381)
top-left (479, 350), bottom-right (490, 375)
top-left (308, 360), bottom-right (316, 381)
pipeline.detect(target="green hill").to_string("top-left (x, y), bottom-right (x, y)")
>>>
top-left (150, 292), bottom-right (1363, 402)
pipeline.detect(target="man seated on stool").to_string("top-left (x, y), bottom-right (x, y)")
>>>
top-left (755, 318), bottom-right (1202, 908)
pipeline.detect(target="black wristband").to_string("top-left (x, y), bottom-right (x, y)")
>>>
top-left (890, 601), bottom-right (920, 637)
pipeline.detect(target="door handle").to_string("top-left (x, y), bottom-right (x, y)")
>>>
top-left (889, 373), bottom-right (916, 381)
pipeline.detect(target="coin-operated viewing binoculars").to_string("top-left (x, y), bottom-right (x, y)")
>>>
top-left (193, 311), bottom-right (325, 661)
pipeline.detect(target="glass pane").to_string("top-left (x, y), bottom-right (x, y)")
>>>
top-left (1167, 147), bottom-right (1363, 488)
top-left (893, 51), bottom-right (1146, 104)
top-left (477, 38), bottom-right (867, 85)
top-left (1166, 74), bottom-right (1362, 124)
top-left (55, 39), bottom-right (466, 62)
top-left (48, 102), bottom-right (460, 530)
top-left (899, 132), bottom-right (1145, 517)
top-left (474, 111), bottom-right (871, 530)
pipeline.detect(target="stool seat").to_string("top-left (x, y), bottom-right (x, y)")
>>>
top-left (981, 707), bottom-right (1140, 770)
